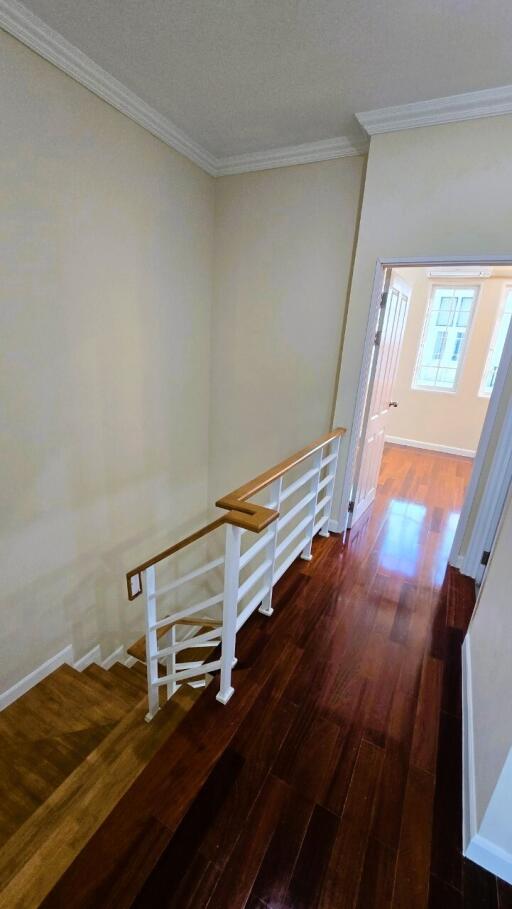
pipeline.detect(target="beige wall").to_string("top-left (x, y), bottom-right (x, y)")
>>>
top-left (468, 481), bottom-right (512, 845)
top-left (388, 267), bottom-right (506, 453)
top-left (209, 157), bottom-right (365, 499)
top-left (333, 116), bottom-right (512, 551)
top-left (0, 31), bottom-right (215, 690)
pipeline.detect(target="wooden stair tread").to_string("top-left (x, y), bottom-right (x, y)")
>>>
top-left (0, 686), bottom-right (199, 908)
top-left (0, 666), bottom-right (123, 744)
top-left (176, 643), bottom-right (218, 664)
top-left (127, 625), bottom-right (220, 667)
top-left (127, 659), bottom-right (147, 679)
top-left (126, 617), bottom-right (221, 663)
top-left (48, 664), bottom-right (137, 720)
top-left (107, 662), bottom-right (147, 693)
top-left (81, 664), bottom-right (141, 706)
top-left (173, 683), bottom-right (203, 712)
top-left (0, 724), bottom-right (116, 849)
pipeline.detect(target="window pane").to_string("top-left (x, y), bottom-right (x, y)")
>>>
top-left (433, 330), bottom-right (447, 360)
top-left (413, 285), bottom-right (477, 391)
top-left (452, 331), bottom-right (464, 361)
top-left (436, 297), bottom-right (455, 326)
top-left (456, 298), bottom-right (473, 327)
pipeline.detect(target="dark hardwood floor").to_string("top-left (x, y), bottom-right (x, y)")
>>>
top-left (42, 444), bottom-right (512, 908)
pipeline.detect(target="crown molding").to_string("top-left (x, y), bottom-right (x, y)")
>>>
top-left (0, 0), bottom-right (218, 174)
top-left (357, 83), bottom-right (512, 135)
top-left (0, 0), bottom-right (368, 176)
top-left (215, 135), bottom-right (368, 176)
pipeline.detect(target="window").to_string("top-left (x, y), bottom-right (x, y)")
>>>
top-left (413, 285), bottom-right (478, 391)
top-left (480, 287), bottom-right (512, 396)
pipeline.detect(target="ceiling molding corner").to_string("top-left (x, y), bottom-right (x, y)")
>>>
top-left (356, 84), bottom-right (512, 136)
top-left (215, 135), bottom-right (368, 176)
top-left (0, 0), bottom-right (218, 174)
top-left (0, 0), bottom-right (368, 177)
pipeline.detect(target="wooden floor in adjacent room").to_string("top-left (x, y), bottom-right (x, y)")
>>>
top-left (41, 444), bottom-right (512, 908)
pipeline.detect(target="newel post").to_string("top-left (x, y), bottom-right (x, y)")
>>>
top-left (217, 523), bottom-right (242, 705)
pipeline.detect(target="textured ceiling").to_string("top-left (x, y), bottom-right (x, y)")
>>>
top-left (18, 0), bottom-right (512, 157)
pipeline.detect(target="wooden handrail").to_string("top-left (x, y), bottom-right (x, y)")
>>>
top-left (126, 428), bottom-right (345, 600)
top-left (216, 428), bottom-right (345, 513)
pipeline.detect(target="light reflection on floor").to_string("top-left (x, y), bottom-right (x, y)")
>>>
top-left (379, 499), bottom-right (427, 577)
top-left (378, 498), bottom-right (461, 584)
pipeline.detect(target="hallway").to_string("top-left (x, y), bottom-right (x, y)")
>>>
top-left (43, 445), bottom-right (512, 907)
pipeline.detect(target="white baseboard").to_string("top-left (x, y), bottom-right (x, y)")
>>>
top-left (450, 553), bottom-right (465, 570)
top-left (124, 655), bottom-right (139, 668)
top-left (328, 518), bottom-right (342, 534)
top-left (386, 435), bottom-right (476, 458)
top-left (73, 644), bottom-right (101, 672)
top-left (462, 635), bottom-right (512, 885)
top-left (462, 636), bottom-right (477, 851)
top-left (74, 643), bottom-right (126, 672)
top-left (0, 644), bottom-right (74, 711)
top-left (101, 645), bottom-right (126, 670)
top-left (0, 641), bottom-right (130, 711)
top-left (466, 834), bottom-right (512, 885)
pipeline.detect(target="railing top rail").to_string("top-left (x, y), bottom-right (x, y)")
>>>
top-left (126, 516), bottom-right (226, 600)
top-left (126, 427), bottom-right (345, 600)
top-left (216, 428), bottom-right (345, 511)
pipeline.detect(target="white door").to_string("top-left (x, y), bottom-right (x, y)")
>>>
top-left (350, 274), bottom-right (411, 527)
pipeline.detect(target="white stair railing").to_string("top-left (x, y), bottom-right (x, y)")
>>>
top-left (126, 428), bottom-right (344, 719)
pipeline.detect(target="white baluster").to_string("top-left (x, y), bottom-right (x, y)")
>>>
top-left (144, 565), bottom-right (160, 722)
top-left (259, 477), bottom-right (282, 616)
top-left (319, 436), bottom-right (341, 537)
top-left (216, 523), bottom-right (242, 705)
top-left (301, 449), bottom-right (323, 560)
top-left (166, 624), bottom-right (177, 701)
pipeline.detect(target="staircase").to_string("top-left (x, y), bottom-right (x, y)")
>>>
top-left (0, 655), bottom-right (205, 908)
top-left (0, 429), bottom-right (346, 907)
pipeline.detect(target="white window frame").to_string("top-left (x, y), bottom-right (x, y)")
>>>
top-left (479, 284), bottom-right (512, 398)
top-left (411, 282), bottom-right (480, 394)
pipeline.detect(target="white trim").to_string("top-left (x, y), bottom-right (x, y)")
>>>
top-left (357, 84), bottom-right (512, 136)
top-left (461, 396), bottom-right (512, 581)
top-left (0, 644), bottom-right (74, 711)
top-left (377, 256), bottom-right (512, 269)
top-left (465, 835), bottom-right (512, 886)
top-left (74, 643), bottom-right (127, 671)
top-left (215, 136), bottom-right (368, 176)
top-left (0, 0), bottom-right (367, 177)
top-left (386, 436), bottom-right (476, 459)
top-left (464, 638), bottom-right (512, 884)
top-left (451, 298), bottom-right (512, 573)
top-left (479, 284), bottom-right (512, 398)
top-left (101, 645), bottom-right (126, 670)
top-left (462, 636), bottom-right (477, 852)
top-left (124, 655), bottom-right (138, 668)
top-left (73, 644), bottom-right (101, 672)
top-left (338, 260), bottom-right (388, 532)
top-left (0, 0), bottom-right (218, 173)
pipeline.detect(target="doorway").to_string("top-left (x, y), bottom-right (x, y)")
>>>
top-left (341, 259), bottom-right (512, 583)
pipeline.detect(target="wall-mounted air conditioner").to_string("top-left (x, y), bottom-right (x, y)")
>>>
top-left (426, 266), bottom-right (492, 278)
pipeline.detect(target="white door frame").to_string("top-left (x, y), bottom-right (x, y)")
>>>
top-left (337, 255), bottom-right (512, 578)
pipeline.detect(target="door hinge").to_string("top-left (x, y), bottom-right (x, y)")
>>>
top-left (374, 330), bottom-right (381, 347)
top-left (348, 500), bottom-right (355, 514)
top-left (380, 291), bottom-right (388, 308)
top-left (481, 550), bottom-right (490, 566)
